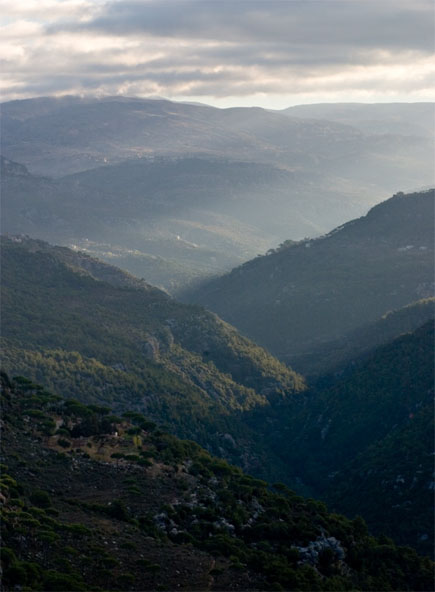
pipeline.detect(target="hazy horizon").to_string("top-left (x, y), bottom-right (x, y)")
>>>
top-left (2, 92), bottom-right (435, 111)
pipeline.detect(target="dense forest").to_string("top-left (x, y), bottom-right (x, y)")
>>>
top-left (243, 322), bottom-right (434, 555)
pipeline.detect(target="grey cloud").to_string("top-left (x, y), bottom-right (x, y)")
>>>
top-left (51, 0), bottom-right (434, 54)
top-left (6, 55), bottom-right (434, 100)
top-left (2, 0), bottom-right (434, 103)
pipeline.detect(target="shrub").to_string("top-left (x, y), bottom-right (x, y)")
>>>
top-left (117, 573), bottom-right (135, 587)
top-left (29, 489), bottom-right (51, 508)
top-left (0, 546), bottom-right (17, 567)
top-left (5, 564), bottom-right (28, 585)
top-left (43, 570), bottom-right (86, 591)
top-left (107, 500), bottom-right (130, 521)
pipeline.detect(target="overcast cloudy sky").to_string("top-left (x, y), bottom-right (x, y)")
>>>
top-left (1, 0), bottom-right (434, 108)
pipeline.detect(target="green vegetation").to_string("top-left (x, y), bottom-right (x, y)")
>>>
top-left (290, 297), bottom-right (435, 376)
top-left (329, 403), bottom-right (434, 557)
top-left (1, 372), bottom-right (433, 591)
top-left (0, 236), bottom-right (303, 481)
top-left (245, 322), bottom-right (434, 554)
top-left (1, 224), bottom-right (433, 564)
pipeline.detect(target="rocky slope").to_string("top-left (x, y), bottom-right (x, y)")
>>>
top-left (1, 372), bottom-right (433, 591)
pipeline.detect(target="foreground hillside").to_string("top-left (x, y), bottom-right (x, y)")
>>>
top-left (187, 189), bottom-right (434, 362)
top-left (0, 236), bottom-right (303, 482)
top-left (1, 373), bottom-right (433, 591)
top-left (245, 322), bottom-right (435, 556)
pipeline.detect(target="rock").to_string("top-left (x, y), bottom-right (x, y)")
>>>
top-left (297, 535), bottom-right (345, 566)
top-left (142, 337), bottom-right (160, 360)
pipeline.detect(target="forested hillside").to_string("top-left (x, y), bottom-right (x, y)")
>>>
top-left (2, 234), bottom-right (433, 557)
top-left (244, 322), bottom-right (434, 555)
top-left (0, 236), bottom-right (304, 482)
top-left (187, 189), bottom-right (434, 361)
top-left (289, 298), bottom-right (435, 376)
top-left (1, 372), bottom-right (433, 591)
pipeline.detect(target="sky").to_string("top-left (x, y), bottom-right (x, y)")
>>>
top-left (1, 0), bottom-right (434, 109)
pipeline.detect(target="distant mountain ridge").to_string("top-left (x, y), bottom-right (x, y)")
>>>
top-left (1, 154), bottom-right (381, 292)
top-left (281, 102), bottom-right (435, 137)
top-left (2, 96), bottom-right (434, 292)
top-left (1, 95), bottom-right (363, 176)
top-left (2, 96), bottom-right (433, 195)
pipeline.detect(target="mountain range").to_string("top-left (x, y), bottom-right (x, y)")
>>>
top-left (3, 97), bottom-right (432, 185)
top-left (1, 96), bottom-right (434, 589)
top-left (2, 97), bottom-right (434, 291)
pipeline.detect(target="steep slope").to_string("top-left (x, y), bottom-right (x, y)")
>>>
top-left (328, 402), bottom-right (434, 558)
top-left (187, 189), bottom-right (434, 360)
top-left (0, 236), bottom-right (304, 481)
top-left (1, 373), bottom-right (433, 591)
top-left (245, 322), bottom-right (434, 554)
top-left (289, 297), bottom-right (435, 376)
